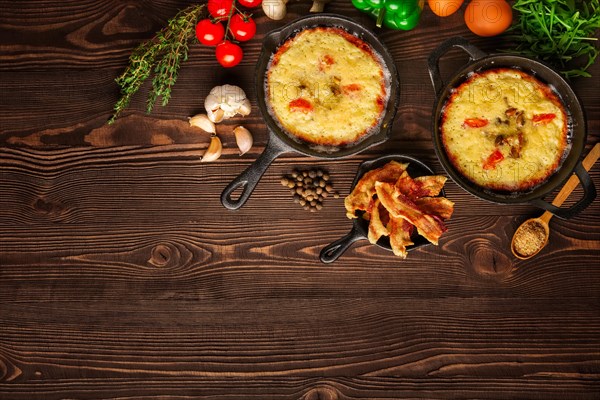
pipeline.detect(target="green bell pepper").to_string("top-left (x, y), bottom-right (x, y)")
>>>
top-left (352, 0), bottom-right (424, 30)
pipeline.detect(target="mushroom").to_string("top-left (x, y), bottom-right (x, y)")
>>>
top-left (204, 84), bottom-right (251, 123)
top-left (262, 0), bottom-right (330, 21)
top-left (262, 0), bottom-right (288, 20)
top-left (310, 0), bottom-right (331, 13)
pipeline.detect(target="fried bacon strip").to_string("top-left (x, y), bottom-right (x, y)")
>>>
top-left (388, 216), bottom-right (414, 258)
top-left (414, 197), bottom-right (455, 220)
top-left (344, 161), bottom-right (408, 218)
top-left (367, 199), bottom-right (389, 244)
top-left (412, 175), bottom-right (447, 197)
top-left (395, 173), bottom-right (447, 199)
top-left (375, 182), bottom-right (447, 245)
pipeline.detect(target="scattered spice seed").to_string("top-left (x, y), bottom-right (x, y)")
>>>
top-left (281, 167), bottom-right (338, 212)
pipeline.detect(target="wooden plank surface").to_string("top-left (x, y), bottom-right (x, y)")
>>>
top-left (1, 1), bottom-right (599, 399)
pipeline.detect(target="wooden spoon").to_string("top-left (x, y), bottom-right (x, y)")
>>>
top-left (511, 143), bottom-right (600, 260)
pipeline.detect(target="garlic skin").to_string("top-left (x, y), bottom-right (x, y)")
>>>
top-left (201, 135), bottom-right (222, 162)
top-left (263, 0), bottom-right (288, 20)
top-left (233, 126), bottom-right (253, 156)
top-left (188, 113), bottom-right (216, 134)
top-left (204, 85), bottom-right (251, 123)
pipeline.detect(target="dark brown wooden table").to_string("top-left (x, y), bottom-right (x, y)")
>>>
top-left (1, 1), bottom-right (599, 399)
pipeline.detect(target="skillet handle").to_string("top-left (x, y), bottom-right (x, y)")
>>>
top-left (428, 37), bottom-right (488, 97)
top-left (529, 162), bottom-right (597, 219)
top-left (221, 133), bottom-right (288, 210)
top-left (320, 224), bottom-right (364, 264)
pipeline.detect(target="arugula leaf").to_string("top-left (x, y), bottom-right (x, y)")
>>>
top-left (508, 0), bottom-right (600, 78)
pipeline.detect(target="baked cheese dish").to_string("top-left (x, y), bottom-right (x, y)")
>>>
top-left (440, 68), bottom-right (568, 191)
top-left (266, 27), bottom-right (388, 149)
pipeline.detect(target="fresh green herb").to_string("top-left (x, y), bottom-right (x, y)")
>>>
top-left (108, 3), bottom-right (206, 124)
top-left (508, 0), bottom-right (600, 78)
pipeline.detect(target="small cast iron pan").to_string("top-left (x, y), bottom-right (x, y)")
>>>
top-left (428, 37), bottom-right (595, 219)
top-left (320, 154), bottom-right (443, 263)
top-left (221, 14), bottom-right (400, 210)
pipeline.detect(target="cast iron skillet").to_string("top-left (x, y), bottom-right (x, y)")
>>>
top-left (320, 154), bottom-right (441, 263)
top-left (221, 14), bottom-right (400, 210)
top-left (428, 37), bottom-right (595, 219)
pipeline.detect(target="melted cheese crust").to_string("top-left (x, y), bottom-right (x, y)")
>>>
top-left (441, 68), bottom-right (568, 191)
top-left (267, 27), bottom-right (387, 148)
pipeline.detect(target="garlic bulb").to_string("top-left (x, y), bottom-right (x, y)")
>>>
top-left (204, 85), bottom-right (252, 123)
top-left (201, 135), bottom-right (222, 162)
top-left (188, 113), bottom-right (216, 134)
top-left (233, 126), bottom-right (253, 155)
top-left (263, 0), bottom-right (288, 20)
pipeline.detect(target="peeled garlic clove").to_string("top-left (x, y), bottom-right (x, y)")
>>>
top-left (188, 113), bottom-right (216, 134)
top-left (201, 135), bottom-right (222, 162)
top-left (233, 126), bottom-right (253, 156)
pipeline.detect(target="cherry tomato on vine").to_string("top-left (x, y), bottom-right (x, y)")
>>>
top-left (238, 0), bottom-right (262, 7)
top-left (215, 41), bottom-right (243, 67)
top-left (229, 14), bottom-right (256, 42)
top-left (195, 19), bottom-right (225, 46)
top-left (208, 0), bottom-right (234, 18)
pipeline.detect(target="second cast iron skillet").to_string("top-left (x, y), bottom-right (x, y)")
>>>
top-left (221, 14), bottom-right (400, 210)
top-left (428, 37), bottom-right (595, 219)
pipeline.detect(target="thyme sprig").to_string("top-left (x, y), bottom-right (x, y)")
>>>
top-left (108, 3), bottom-right (206, 124)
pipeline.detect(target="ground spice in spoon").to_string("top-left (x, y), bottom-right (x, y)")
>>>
top-left (513, 220), bottom-right (547, 257)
